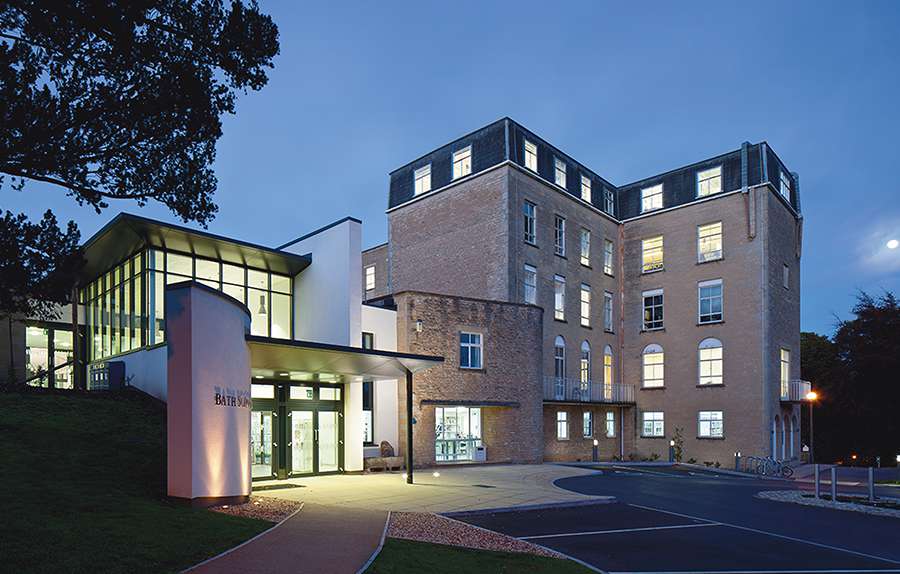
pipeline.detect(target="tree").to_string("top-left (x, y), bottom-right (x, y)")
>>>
top-left (1, 0), bottom-right (280, 224)
top-left (1, 211), bottom-right (83, 385)
top-left (801, 292), bottom-right (900, 464)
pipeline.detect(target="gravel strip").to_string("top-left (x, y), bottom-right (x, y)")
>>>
top-left (387, 511), bottom-right (563, 558)
top-left (758, 490), bottom-right (900, 519)
top-left (209, 496), bottom-right (302, 523)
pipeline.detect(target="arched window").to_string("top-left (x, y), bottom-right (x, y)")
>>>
top-left (603, 345), bottom-right (613, 385)
top-left (554, 336), bottom-right (566, 379)
top-left (642, 344), bottom-right (664, 388)
top-left (698, 338), bottom-right (723, 386)
top-left (580, 341), bottom-right (591, 384)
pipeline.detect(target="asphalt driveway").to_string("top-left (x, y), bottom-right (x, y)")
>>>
top-left (452, 465), bottom-right (900, 573)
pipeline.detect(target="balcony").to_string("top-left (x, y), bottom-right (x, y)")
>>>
top-left (543, 376), bottom-right (635, 405)
top-left (781, 379), bottom-right (812, 402)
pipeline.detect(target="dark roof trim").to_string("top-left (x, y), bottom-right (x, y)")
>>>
top-left (277, 216), bottom-right (362, 250)
top-left (393, 289), bottom-right (544, 311)
top-left (245, 335), bottom-right (444, 363)
top-left (618, 146), bottom-right (746, 190)
top-left (420, 399), bottom-right (520, 408)
top-left (362, 241), bottom-right (388, 254)
top-left (166, 279), bottom-right (251, 318)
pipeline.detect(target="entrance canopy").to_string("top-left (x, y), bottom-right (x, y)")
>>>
top-left (246, 336), bottom-right (443, 382)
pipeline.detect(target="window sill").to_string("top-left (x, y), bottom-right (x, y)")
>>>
top-left (459, 367), bottom-right (485, 373)
top-left (696, 384), bottom-right (725, 388)
top-left (642, 268), bottom-right (665, 275)
top-left (604, 329), bottom-right (615, 334)
top-left (642, 327), bottom-right (665, 333)
top-left (554, 318), bottom-right (568, 323)
top-left (697, 436), bottom-right (726, 441)
top-left (555, 253), bottom-right (567, 259)
top-left (640, 435), bottom-right (667, 439)
top-left (697, 320), bottom-right (724, 326)
top-left (581, 263), bottom-right (592, 269)
top-left (641, 386), bottom-right (666, 391)
top-left (603, 272), bottom-right (615, 278)
top-left (697, 257), bottom-right (723, 265)
top-left (557, 437), bottom-right (570, 442)
top-left (581, 324), bottom-right (592, 329)
top-left (525, 240), bottom-right (538, 248)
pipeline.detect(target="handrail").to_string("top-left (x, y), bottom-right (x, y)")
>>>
top-left (780, 379), bottom-right (811, 402)
top-left (542, 376), bottom-right (635, 404)
top-left (7, 360), bottom-right (74, 388)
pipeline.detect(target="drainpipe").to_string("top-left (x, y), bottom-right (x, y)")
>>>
top-left (405, 368), bottom-right (414, 484)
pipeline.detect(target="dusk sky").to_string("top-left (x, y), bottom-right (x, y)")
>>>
top-left (4, 1), bottom-right (899, 335)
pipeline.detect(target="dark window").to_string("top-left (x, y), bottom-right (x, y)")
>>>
top-left (363, 380), bottom-right (374, 445)
top-left (362, 332), bottom-right (374, 349)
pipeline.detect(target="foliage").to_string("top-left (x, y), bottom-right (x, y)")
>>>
top-left (801, 291), bottom-right (900, 464)
top-left (1, 0), bottom-right (280, 225)
top-left (672, 426), bottom-right (684, 462)
top-left (0, 209), bottom-right (82, 320)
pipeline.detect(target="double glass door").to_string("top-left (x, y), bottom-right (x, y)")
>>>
top-left (251, 382), bottom-right (343, 480)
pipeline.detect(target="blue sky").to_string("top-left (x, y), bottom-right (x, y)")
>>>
top-left (5, 1), bottom-right (900, 335)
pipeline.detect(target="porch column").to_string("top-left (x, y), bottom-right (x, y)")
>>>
top-left (405, 368), bottom-right (413, 484)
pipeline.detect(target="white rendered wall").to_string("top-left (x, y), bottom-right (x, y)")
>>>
top-left (282, 219), bottom-right (362, 347)
top-left (166, 283), bottom-right (252, 502)
top-left (344, 381), bottom-right (363, 471)
top-left (118, 346), bottom-right (167, 401)
top-left (361, 304), bottom-right (399, 458)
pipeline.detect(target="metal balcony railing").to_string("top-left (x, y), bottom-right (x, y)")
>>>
top-left (543, 376), bottom-right (635, 404)
top-left (781, 379), bottom-right (812, 402)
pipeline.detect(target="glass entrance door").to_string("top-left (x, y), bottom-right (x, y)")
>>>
top-left (290, 411), bottom-right (314, 474)
top-left (251, 411), bottom-right (274, 479)
top-left (317, 411), bottom-right (339, 473)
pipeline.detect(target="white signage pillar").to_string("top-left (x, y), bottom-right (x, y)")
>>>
top-left (166, 282), bottom-right (252, 506)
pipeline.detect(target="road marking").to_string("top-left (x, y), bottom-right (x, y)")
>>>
top-left (628, 503), bottom-right (900, 566)
top-left (519, 522), bottom-right (719, 540)
top-left (607, 570), bottom-right (900, 573)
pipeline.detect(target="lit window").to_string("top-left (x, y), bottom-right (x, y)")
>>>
top-left (698, 222), bottom-right (723, 263)
top-left (642, 236), bottom-right (664, 273)
top-left (603, 239), bottom-right (614, 275)
top-left (557, 411), bottom-right (569, 440)
top-left (554, 215), bottom-right (566, 256)
top-left (365, 265), bottom-right (375, 291)
top-left (642, 344), bottom-right (665, 388)
top-left (603, 291), bottom-right (613, 332)
top-left (580, 228), bottom-right (590, 266)
top-left (783, 264), bottom-right (790, 289)
top-left (523, 264), bottom-right (537, 304)
top-left (642, 289), bottom-right (664, 331)
top-left (642, 411), bottom-right (664, 437)
top-left (780, 348), bottom-right (791, 400)
top-left (581, 175), bottom-right (592, 202)
top-left (459, 332), bottom-right (483, 369)
top-left (604, 188), bottom-right (615, 214)
top-left (641, 184), bottom-right (663, 213)
top-left (554, 275), bottom-right (566, 321)
top-left (452, 146), bottom-right (472, 180)
top-left (603, 345), bottom-right (613, 388)
top-left (780, 171), bottom-right (791, 200)
top-left (555, 158), bottom-right (567, 188)
top-left (698, 279), bottom-right (723, 323)
top-left (580, 341), bottom-right (591, 386)
top-left (580, 284), bottom-right (591, 327)
top-left (523, 201), bottom-right (536, 244)
top-left (697, 166), bottom-right (722, 197)
top-left (524, 140), bottom-right (538, 171)
top-left (698, 338), bottom-right (723, 386)
top-left (414, 164), bottom-right (431, 196)
top-left (605, 411), bottom-right (615, 438)
top-left (698, 411), bottom-right (724, 438)
top-left (583, 411), bottom-right (593, 438)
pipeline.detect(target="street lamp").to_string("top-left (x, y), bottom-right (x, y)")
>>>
top-left (806, 390), bottom-right (818, 464)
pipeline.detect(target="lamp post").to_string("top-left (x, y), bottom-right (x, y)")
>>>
top-left (806, 390), bottom-right (818, 464)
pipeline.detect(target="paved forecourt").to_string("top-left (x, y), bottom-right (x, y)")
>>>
top-left (454, 465), bottom-right (900, 573)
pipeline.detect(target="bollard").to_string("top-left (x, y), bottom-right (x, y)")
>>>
top-left (592, 439), bottom-right (599, 463)
top-left (830, 466), bottom-right (837, 502)
top-left (814, 463), bottom-right (820, 499)
top-left (869, 467), bottom-right (875, 503)
top-left (734, 452), bottom-right (742, 471)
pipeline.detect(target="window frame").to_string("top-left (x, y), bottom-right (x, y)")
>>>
top-left (641, 184), bottom-right (663, 213)
top-left (603, 239), bottom-right (614, 276)
top-left (524, 139), bottom-right (538, 172)
top-left (604, 188), bottom-right (615, 214)
top-left (698, 279), bottom-right (724, 324)
top-left (698, 337), bottom-right (723, 386)
top-left (364, 265), bottom-right (376, 292)
top-left (641, 343), bottom-right (665, 388)
top-left (554, 157), bottom-right (567, 188)
top-left (641, 236), bottom-right (664, 273)
top-left (583, 411), bottom-right (593, 438)
top-left (523, 200), bottom-right (537, 245)
top-left (554, 214), bottom-right (566, 257)
top-left (782, 264), bottom-right (790, 289)
top-left (696, 165), bottom-right (722, 198)
top-left (580, 283), bottom-right (591, 327)
top-left (413, 164), bottom-right (432, 196)
top-left (553, 275), bottom-right (566, 321)
top-left (459, 331), bottom-right (483, 370)
top-left (697, 222), bottom-right (723, 263)
top-left (581, 174), bottom-right (592, 203)
top-left (557, 411), bottom-right (569, 440)
top-left (603, 291), bottom-right (614, 332)
top-left (605, 411), bottom-right (616, 438)
top-left (642, 411), bottom-right (665, 437)
top-left (579, 228), bottom-right (591, 267)
top-left (698, 410), bottom-right (724, 438)
top-left (523, 264), bottom-right (537, 305)
top-left (780, 348), bottom-right (791, 399)
top-left (452, 145), bottom-right (472, 180)
top-left (642, 288), bottom-right (664, 331)
top-left (780, 170), bottom-right (792, 201)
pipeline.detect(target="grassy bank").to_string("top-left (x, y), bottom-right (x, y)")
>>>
top-left (0, 391), bottom-right (270, 573)
top-left (365, 538), bottom-right (593, 574)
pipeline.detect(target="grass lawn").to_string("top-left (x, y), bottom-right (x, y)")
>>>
top-left (365, 538), bottom-right (594, 574)
top-left (0, 391), bottom-right (271, 573)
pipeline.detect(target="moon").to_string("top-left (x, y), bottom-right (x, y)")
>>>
top-left (888, 239), bottom-right (899, 250)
